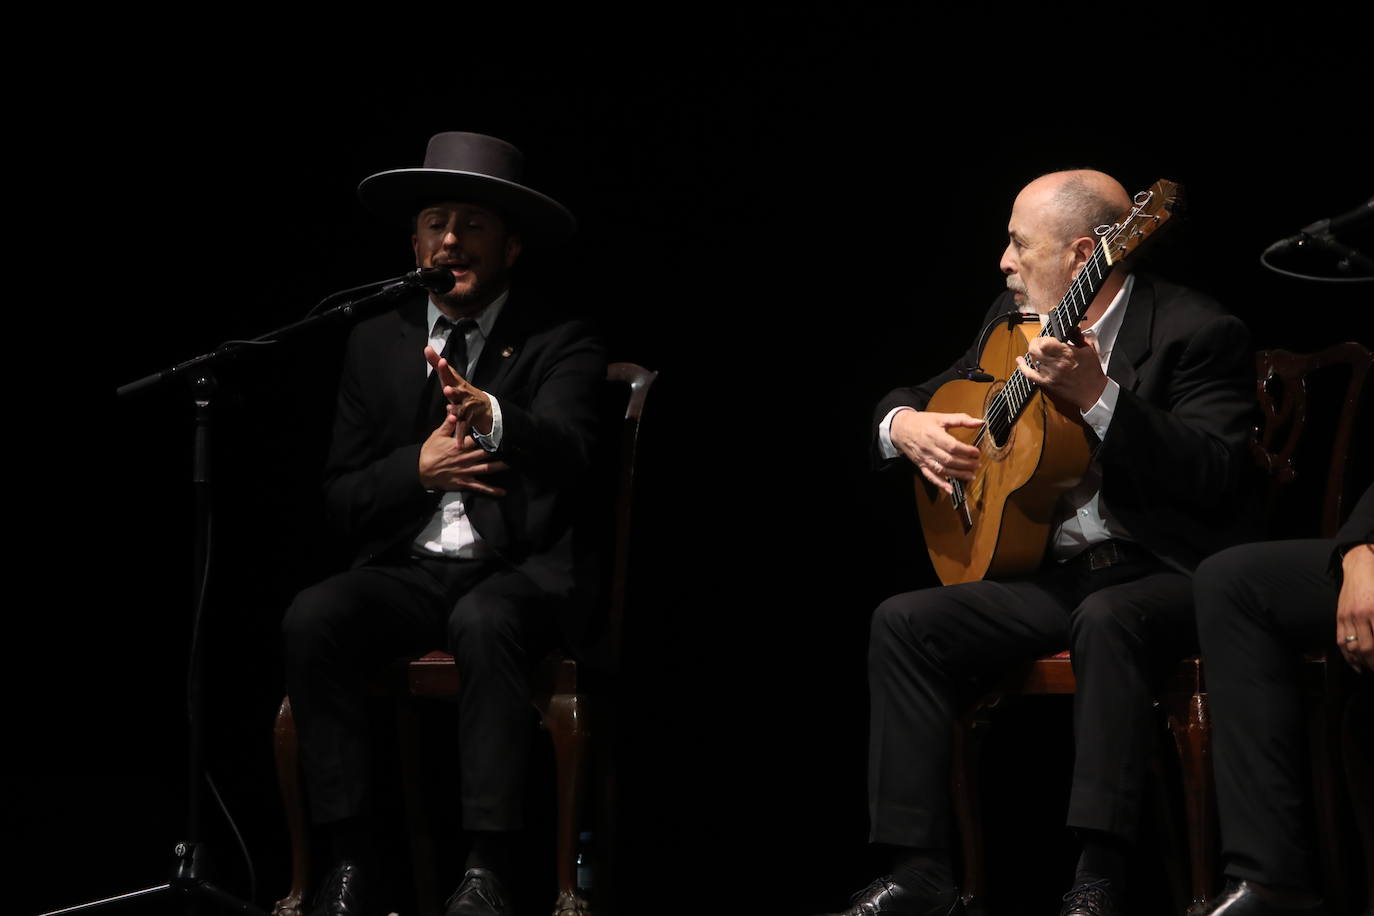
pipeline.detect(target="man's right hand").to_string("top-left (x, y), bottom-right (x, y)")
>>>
top-left (890, 409), bottom-right (984, 494)
top-left (1337, 543), bottom-right (1374, 672)
top-left (419, 413), bottom-right (509, 495)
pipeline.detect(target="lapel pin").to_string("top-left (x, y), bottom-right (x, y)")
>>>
top-left (501, 346), bottom-right (515, 358)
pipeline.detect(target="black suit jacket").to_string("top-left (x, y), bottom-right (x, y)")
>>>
top-left (874, 273), bottom-right (1257, 571)
top-left (322, 288), bottom-right (607, 604)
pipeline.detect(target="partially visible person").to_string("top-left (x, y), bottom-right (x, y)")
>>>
top-left (1192, 482), bottom-right (1373, 915)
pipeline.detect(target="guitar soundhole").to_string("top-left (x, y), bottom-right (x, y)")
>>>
top-left (985, 382), bottom-right (1010, 450)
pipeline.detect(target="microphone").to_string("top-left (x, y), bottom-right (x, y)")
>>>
top-left (1264, 196), bottom-right (1374, 256)
top-left (402, 266), bottom-right (457, 294)
top-left (959, 310), bottom-right (1040, 382)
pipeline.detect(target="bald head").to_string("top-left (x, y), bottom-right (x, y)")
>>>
top-left (1018, 170), bottom-right (1132, 244)
top-left (1001, 170), bottom-right (1133, 316)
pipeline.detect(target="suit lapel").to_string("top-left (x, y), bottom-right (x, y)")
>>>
top-left (1106, 274), bottom-right (1154, 391)
top-left (385, 296), bottom-right (441, 439)
top-left (470, 287), bottom-right (529, 396)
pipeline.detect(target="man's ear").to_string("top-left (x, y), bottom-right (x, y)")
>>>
top-left (505, 234), bottom-right (524, 268)
top-left (1067, 234), bottom-right (1096, 276)
top-left (1072, 234), bottom-right (1097, 264)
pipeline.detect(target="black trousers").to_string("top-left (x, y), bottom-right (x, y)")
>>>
top-left (868, 545), bottom-right (1195, 850)
top-left (1194, 539), bottom-right (1336, 889)
top-left (282, 556), bottom-right (559, 831)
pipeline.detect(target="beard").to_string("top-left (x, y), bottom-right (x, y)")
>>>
top-left (433, 268), bottom-right (510, 317)
top-left (1005, 275), bottom-right (1037, 311)
top-left (1005, 275), bottom-right (1066, 315)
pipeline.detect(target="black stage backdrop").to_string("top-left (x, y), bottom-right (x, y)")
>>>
top-left (21, 9), bottom-right (1371, 916)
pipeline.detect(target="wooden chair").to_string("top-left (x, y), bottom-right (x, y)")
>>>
top-left (272, 361), bottom-right (657, 916)
top-left (950, 342), bottom-right (1372, 915)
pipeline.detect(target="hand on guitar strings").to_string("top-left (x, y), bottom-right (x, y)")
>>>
top-left (1017, 334), bottom-right (1109, 414)
top-left (890, 408), bottom-right (983, 495)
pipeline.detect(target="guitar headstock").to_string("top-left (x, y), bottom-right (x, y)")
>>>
top-left (1101, 179), bottom-right (1184, 266)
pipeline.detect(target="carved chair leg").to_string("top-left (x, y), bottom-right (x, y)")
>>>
top-left (540, 692), bottom-right (592, 915)
top-left (952, 709), bottom-right (991, 916)
top-left (273, 697), bottom-right (309, 916)
top-left (396, 698), bottom-right (442, 916)
top-left (1164, 689), bottom-right (1217, 915)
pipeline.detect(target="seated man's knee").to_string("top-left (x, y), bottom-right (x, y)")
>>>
top-left (1194, 543), bottom-right (1279, 643)
top-left (282, 583), bottom-right (335, 659)
top-left (870, 594), bottom-right (914, 647)
top-left (282, 577), bottom-right (379, 666)
top-left (870, 591), bottom-right (947, 668)
top-left (1071, 592), bottom-right (1136, 645)
top-left (447, 591), bottom-right (524, 659)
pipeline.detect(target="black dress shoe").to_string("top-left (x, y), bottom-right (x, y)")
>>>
top-left (1059, 878), bottom-right (1118, 916)
top-left (308, 860), bottom-right (371, 916)
top-left (1197, 881), bottom-right (1328, 914)
top-left (444, 867), bottom-right (510, 916)
top-left (820, 875), bottom-right (961, 916)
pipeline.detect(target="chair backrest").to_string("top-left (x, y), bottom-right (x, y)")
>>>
top-left (1252, 341), bottom-right (1372, 539)
top-left (599, 362), bottom-right (657, 666)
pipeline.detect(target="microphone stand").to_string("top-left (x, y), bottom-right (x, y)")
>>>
top-left (44, 275), bottom-right (442, 916)
top-left (119, 270), bottom-right (441, 398)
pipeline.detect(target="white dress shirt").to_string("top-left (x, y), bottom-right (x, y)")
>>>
top-left (879, 273), bottom-right (1137, 562)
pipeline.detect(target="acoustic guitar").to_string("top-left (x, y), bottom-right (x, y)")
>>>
top-left (915, 179), bottom-right (1182, 585)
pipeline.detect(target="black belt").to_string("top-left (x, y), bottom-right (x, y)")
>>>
top-left (1069, 539), bottom-right (1148, 572)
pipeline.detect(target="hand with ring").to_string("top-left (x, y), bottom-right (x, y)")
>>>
top-left (1336, 543), bottom-right (1374, 671)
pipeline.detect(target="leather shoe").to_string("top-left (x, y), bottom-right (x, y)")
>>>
top-left (1196, 880), bottom-right (1328, 914)
top-left (819, 875), bottom-right (961, 915)
top-left (444, 867), bottom-right (510, 916)
top-left (1059, 878), bottom-right (1118, 916)
top-left (308, 860), bottom-right (371, 916)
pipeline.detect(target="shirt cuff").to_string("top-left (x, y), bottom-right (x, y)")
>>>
top-left (1080, 378), bottom-right (1120, 440)
top-left (473, 396), bottom-right (503, 452)
top-left (878, 406), bottom-right (914, 459)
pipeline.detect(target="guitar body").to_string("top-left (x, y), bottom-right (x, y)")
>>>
top-left (915, 320), bottom-right (1094, 585)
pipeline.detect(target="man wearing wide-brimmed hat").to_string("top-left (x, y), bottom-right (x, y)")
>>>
top-left (282, 132), bottom-right (606, 916)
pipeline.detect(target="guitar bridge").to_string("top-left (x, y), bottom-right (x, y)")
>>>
top-left (950, 479), bottom-right (973, 533)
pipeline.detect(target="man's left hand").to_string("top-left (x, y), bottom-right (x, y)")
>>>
top-left (1017, 335), bottom-right (1107, 413)
top-left (424, 345), bottom-right (495, 436)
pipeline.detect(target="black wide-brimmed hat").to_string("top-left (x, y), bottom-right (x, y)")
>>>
top-left (357, 131), bottom-right (575, 243)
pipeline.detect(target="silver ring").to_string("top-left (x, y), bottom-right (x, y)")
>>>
top-left (1345, 635), bottom-right (1359, 643)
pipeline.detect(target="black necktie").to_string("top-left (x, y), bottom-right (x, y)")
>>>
top-left (421, 316), bottom-right (478, 435)
top-left (437, 316), bottom-right (478, 376)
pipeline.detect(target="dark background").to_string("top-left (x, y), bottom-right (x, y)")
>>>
top-left (20, 8), bottom-right (1371, 916)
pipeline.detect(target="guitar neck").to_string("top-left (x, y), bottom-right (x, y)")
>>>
top-left (1039, 246), bottom-right (1114, 341)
